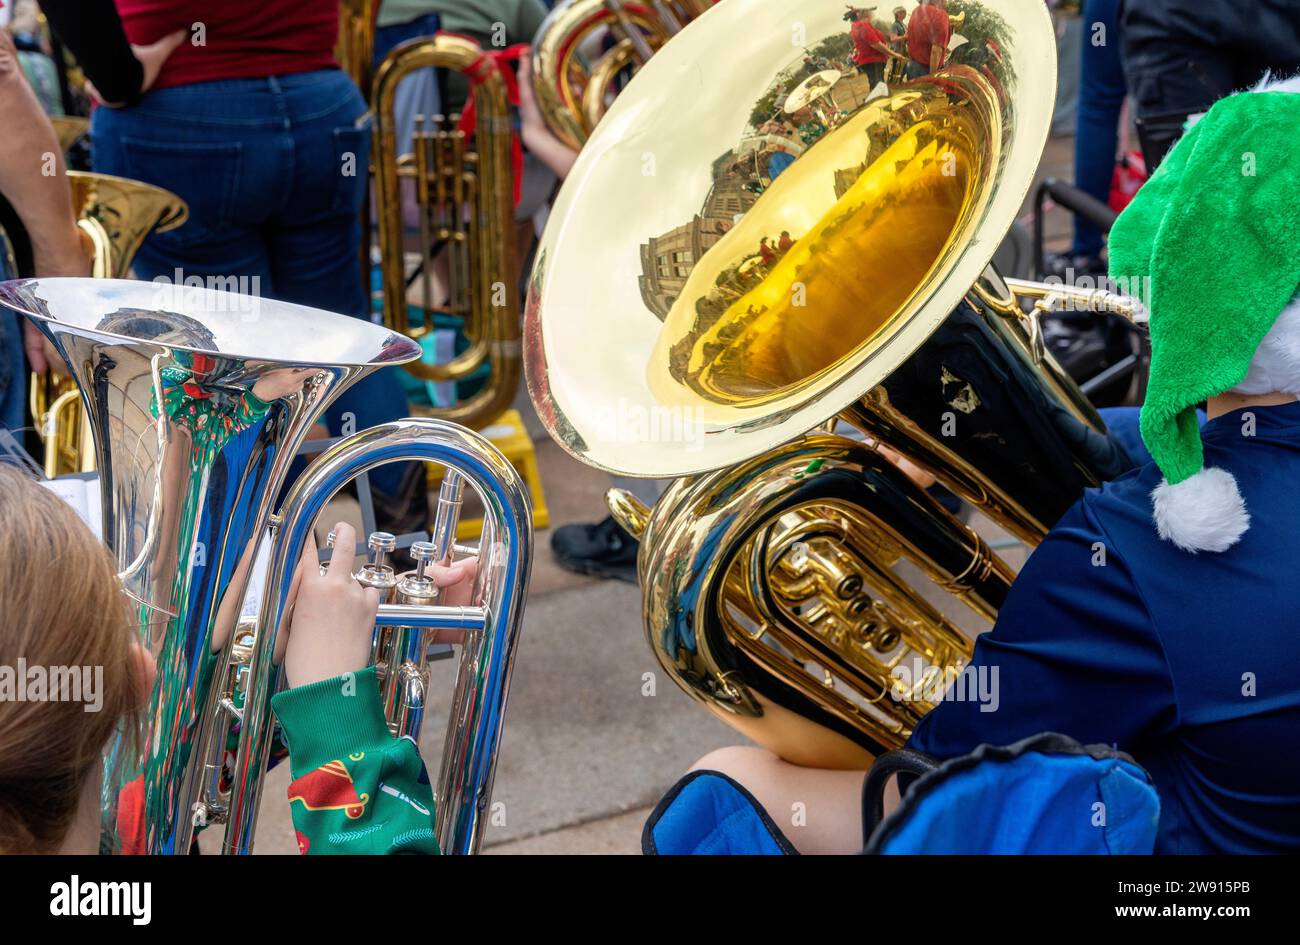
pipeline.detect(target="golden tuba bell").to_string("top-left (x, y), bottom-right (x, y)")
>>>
top-left (50, 116), bottom-right (90, 153)
top-left (29, 171), bottom-right (188, 478)
top-left (68, 170), bottom-right (189, 280)
top-left (526, 0), bottom-right (1145, 768)
top-left (371, 33), bottom-right (521, 430)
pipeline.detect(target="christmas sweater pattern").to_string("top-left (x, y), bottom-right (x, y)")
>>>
top-left (271, 667), bottom-right (440, 855)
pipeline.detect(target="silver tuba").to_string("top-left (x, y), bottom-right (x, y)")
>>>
top-left (0, 277), bottom-right (532, 854)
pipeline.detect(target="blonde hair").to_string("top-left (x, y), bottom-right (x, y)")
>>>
top-left (0, 465), bottom-right (139, 853)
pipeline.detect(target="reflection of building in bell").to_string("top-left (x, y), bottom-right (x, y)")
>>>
top-left (637, 151), bottom-right (760, 319)
top-left (638, 220), bottom-right (705, 321)
top-left (834, 165), bottom-right (868, 199)
top-left (705, 150), bottom-right (758, 222)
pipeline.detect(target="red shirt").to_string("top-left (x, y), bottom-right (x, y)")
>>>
top-left (851, 20), bottom-right (889, 65)
top-left (115, 0), bottom-right (340, 90)
top-left (907, 4), bottom-right (951, 67)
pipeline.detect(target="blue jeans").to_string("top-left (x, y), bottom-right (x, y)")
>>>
top-left (1071, 0), bottom-right (1126, 257)
top-left (93, 69), bottom-right (409, 493)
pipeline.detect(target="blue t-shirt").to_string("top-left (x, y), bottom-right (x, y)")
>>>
top-left (907, 401), bottom-right (1300, 854)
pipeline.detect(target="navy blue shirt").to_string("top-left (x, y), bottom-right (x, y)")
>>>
top-left (907, 402), bottom-right (1300, 853)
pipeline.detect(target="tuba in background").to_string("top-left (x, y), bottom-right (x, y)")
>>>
top-left (531, 0), bottom-right (715, 150)
top-left (1, 277), bottom-right (532, 854)
top-left (526, 0), bottom-right (1144, 768)
top-left (30, 170), bottom-right (188, 477)
top-left (50, 116), bottom-right (90, 153)
top-left (67, 170), bottom-right (190, 280)
top-left (371, 32), bottom-right (521, 430)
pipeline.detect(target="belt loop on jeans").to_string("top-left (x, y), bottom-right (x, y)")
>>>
top-left (265, 74), bottom-right (293, 129)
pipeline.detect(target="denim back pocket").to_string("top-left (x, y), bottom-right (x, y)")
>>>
top-left (119, 137), bottom-right (243, 249)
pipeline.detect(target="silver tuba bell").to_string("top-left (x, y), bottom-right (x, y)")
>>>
top-left (0, 277), bottom-right (532, 854)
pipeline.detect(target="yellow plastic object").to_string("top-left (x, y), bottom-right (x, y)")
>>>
top-left (426, 408), bottom-right (549, 538)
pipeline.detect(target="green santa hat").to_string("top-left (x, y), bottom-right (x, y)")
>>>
top-left (1108, 76), bottom-right (1300, 553)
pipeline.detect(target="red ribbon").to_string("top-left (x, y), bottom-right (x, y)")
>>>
top-left (452, 38), bottom-right (530, 207)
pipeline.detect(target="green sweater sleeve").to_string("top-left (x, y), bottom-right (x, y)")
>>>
top-left (270, 667), bottom-right (440, 855)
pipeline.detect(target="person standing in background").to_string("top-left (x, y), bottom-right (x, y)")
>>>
top-left (905, 0), bottom-right (950, 79)
top-left (889, 4), bottom-right (908, 48)
top-left (1052, 0), bottom-right (1127, 278)
top-left (846, 7), bottom-right (900, 88)
top-left (884, 5), bottom-right (908, 84)
top-left (1120, 0), bottom-right (1300, 170)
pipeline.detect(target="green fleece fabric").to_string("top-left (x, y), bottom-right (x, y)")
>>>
top-left (1108, 91), bottom-right (1300, 485)
top-left (271, 667), bottom-right (440, 855)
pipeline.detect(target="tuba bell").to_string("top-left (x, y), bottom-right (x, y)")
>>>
top-left (29, 171), bottom-right (189, 478)
top-left (67, 170), bottom-right (190, 281)
top-left (1, 277), bottom-right (532, 854)
top-left (526, 0), bottom-right (1143, 768)
top-left (50, 116), bottom-right (91, 154)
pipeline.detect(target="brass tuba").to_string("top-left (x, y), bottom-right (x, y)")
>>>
top-left (371, 33), bottom-right (521, 430)
top-left (531, 0), bottom-right (714, 150)
top-left (68, 170), bottom-right (190, 280)
top-left (526, 0), bottom-right (1144, 768)
top-left (30, 171), bottom-right (189, 478)
top-left (2, 277), bottom-right (532, 854)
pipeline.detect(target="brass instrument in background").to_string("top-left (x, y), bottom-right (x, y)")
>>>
top-left (336, 0), bottom-right (380, 97)
top-left (30, 171), bottom-right (188, 477)
top-left (51, 116), bottom-right (90, 153)
top-left (372, 34), bottom-right (521, 429)
top-left (2, 277), bottom-right (533, 854)
top-left (532, 0), bottom-right (714, 150)
top-left (68, 171), bottom-right (189, 279)
top-left (527, 0), bottom-right (1145, 768)
top-left (335, 0), bottom-right (380, 287)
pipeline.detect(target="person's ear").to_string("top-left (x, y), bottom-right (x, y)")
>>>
top-left (128, 642), bottom-right (156, 712)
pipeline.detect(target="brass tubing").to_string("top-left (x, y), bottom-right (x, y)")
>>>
top-left (372, 35), bottom-right (519, 425)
